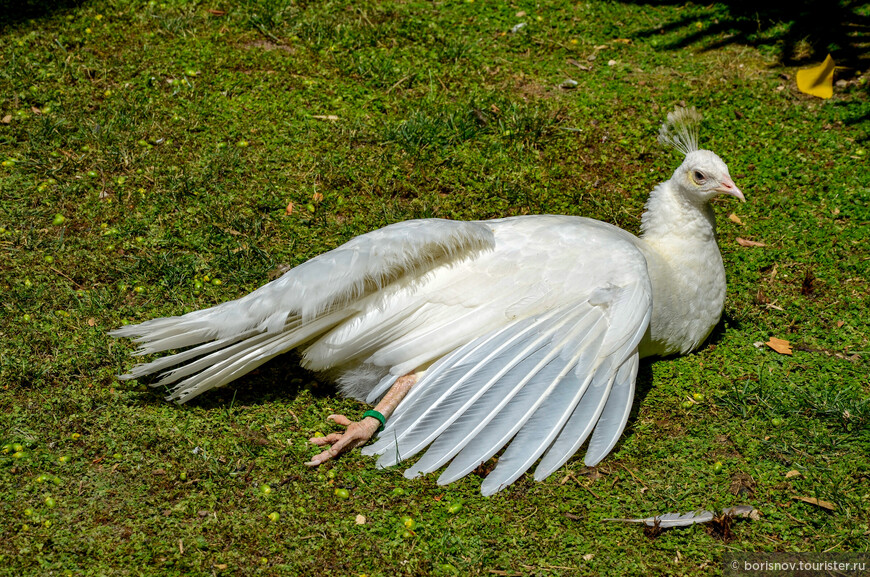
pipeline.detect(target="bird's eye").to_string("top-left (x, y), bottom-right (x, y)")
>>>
top-left (692, 170), bottom-right (706, 184)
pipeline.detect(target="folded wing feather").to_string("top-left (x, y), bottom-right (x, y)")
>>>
top-left (362, 274), bottom-right (651, 495)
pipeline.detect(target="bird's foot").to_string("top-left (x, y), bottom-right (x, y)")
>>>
top-left (304, 414), bottom-right (381, 467)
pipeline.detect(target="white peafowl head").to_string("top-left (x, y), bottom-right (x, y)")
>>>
top-left (658, 106), bottom-right (745, 204)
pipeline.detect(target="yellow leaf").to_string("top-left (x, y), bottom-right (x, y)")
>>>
top-left (728, 213), bottom-right (743, 225)
top-left (766, 337), bottom-right (793, 355)
top-left (796, 54), bottom-right (835, 99)
top-left (793, 496), bottom-right (836, 510)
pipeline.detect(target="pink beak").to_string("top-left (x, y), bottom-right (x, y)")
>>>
top-left (716, 177), bottom-right (745, 203)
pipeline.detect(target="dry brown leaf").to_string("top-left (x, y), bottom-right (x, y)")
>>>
top-left (582, 554), bottom-right (595, 561)
top-left (31, 106), bottom-right (42, 114)
top-left (793, 496), bottom-right (836, 510)
top-left (207, 9), bottom-right (226, 15)
top-left (801, 269), bottom-right (816, 296)
top-left (737, 237), bottom-right (765, 247)
top-left (728, 213), bottom-right (743, 225)
top-left (1, 114), bottom-right (11, 124)
top-left (836, 320), bottom-right (845, 328)
top-left (766, 337), bottom-right (793, 355)
top-left (785, 470), bottom-right (801, 478)
top-left (355, 514), bottom-right (366, 525)
top-left (214, 564), bottom-right (228, 570)
top-left (284, 201), bottom-right (294, 216)
top-left (614, 38), bottom-right (632, 44)
top-left (87, 317), bottom-right (96, 327)
top-left (312, 115), bottom-right (339, 121)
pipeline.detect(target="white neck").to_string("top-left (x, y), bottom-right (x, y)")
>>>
top-left (640, 180), bottom-right (718, 244)
top-left (636, 180), bottom-right (726, 357)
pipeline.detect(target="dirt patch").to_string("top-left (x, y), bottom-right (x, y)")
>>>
top-left (244, 39), bottom-right (294, 53)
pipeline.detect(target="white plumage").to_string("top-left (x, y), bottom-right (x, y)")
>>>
top-left (112, 107), bottom-right (744, 495)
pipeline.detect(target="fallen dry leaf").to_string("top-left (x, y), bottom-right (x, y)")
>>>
top-left (1, 114), bottom-right (11, 124)
top-left (728, 213), bottom-right (743, 225)
top-left (355, 514), bottom-right (366, 525)
top-left (583, 554), bottom-right (595, 561)
top-left (613, 38), bottom-right (632, 44)
top-left (312, 115), bottom-right (339, 121)
top-left (737, 237), bottom-right (765, 247)
top-left (285, 201), bottom-right (294, 216)
top-left (801, 269), bottom-right (816, 296)
top-left (785, 470), bottom-right (801, 478)
top-left (796, 54), bottom-right (835, 99)
top-left (836, 320), bottom-right (845, 328)
top-left (207, 8), bottom-right (226, 15)
top-left (766, 337), bottom-right (793, 355)
top-left (87, 318), bottom-right (96, 327)
top-left (793, 496), bottom-right (836, 511)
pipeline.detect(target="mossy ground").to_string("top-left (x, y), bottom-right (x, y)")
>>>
top-left (1, 1), bottom-right (868, 575)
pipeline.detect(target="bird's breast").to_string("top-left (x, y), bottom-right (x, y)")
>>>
top-left (638, 237), bottom-right (727, 357)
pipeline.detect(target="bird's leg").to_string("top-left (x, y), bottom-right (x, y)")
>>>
top-left (304, 373), bottom-right (418, 467)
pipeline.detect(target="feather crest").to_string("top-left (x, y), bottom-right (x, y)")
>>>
top-left (657, 106), bottom-right (702, 156)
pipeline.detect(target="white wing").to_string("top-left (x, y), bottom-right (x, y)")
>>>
top-left (110, 219), bottom-right (495, 401)
top-left (358, 233), bottom-right (651, 494)
top-left (113, 215), bottom-right (653, 491)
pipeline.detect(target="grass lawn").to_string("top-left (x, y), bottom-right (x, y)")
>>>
top-left (1, 1), bottom-right (868, 575)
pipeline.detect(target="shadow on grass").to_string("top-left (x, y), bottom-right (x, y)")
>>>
top-left (0, 0), bottom-right (85, 27)
top-left (134, 352), bottom-right (335, 410)
top-left (616, 312), bottom-right (737, 453)
top-left (624, 0), bottom-right (869, 77)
